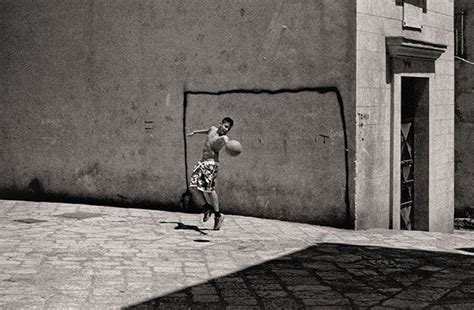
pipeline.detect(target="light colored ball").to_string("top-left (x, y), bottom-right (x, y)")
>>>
top-left (225, 140), bottom-right (242, 156)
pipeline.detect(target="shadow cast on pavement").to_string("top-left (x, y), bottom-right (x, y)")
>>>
top-left (124, 243), bottom-right (474, 309)
top-left (159, 221), bottom-right (210, 236)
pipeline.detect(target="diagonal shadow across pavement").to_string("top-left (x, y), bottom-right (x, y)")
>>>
top-left (124, 243), bottom-right (474, 309)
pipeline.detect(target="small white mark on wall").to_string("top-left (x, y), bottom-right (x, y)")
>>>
top-left (40, 119), bottom-right (61, 128)
top-left (41, 137), bottom-right (57, 145)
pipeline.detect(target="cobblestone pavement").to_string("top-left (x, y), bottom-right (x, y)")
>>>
top-left (1, 199), bottom-right (473, 309)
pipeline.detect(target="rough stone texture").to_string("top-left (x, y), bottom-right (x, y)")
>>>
top-left (454, 0), bottom-right (474, 217)
top-left (356, 0), bottom-right (455, 232)
top-left (1, 199), bottom-right (474, 309)
top-left (0, 0), bottom-right (357, 228)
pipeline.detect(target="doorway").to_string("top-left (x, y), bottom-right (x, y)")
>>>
top-left (400, 77), bottom-right (430, 230)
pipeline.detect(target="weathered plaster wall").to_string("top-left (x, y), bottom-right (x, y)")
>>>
top-left (356, 0), bottom-right (454, 232)
top-left (0, 1), bottom-right (356, 227)
top-left (455, 0), bottom-right (474, 217)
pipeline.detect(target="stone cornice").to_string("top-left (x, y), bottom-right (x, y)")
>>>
top-left (386, 37), bottom-right (447, 60)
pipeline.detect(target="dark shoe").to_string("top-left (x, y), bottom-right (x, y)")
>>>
top-left (213, 214), bottom-right (224, 230)
top-left (203, 209), bottom-right (212, 222)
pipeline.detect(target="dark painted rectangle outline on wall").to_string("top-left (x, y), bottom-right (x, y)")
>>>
top-left (182, 87), bottom-right (352, 228)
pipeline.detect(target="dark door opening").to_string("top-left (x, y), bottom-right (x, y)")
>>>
top-left (400, 77), bottom-right (430, 230)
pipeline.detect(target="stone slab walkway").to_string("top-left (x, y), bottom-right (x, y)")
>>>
top-left (0, 199), bottom-right (473, 309)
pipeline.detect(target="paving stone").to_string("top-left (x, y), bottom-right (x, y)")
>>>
top-left (255, 290), bottom-right (288, 298)
top-left (343, 292), bottom-right (387, 306)
top-left (249, 283), bottom-right (283, 291)
top-left (382, 298), bottom-right (430, 309)
top-left (423, 278), bottom-right (463, 288)
top-left (261, 298), bottom-right (302, 309)
top-left (220, 288), bottom-right (254, 297)
top-left (418, 265), bottom-right (444, 272)
top-left (324, 279), bottom-right (367, 289)
top-left (192, 304), bottom-right (228, 310)
top-left (226, 306), bottom-right (261, 310)
top-left (272, 269), bottom-right (312, 276)
top-left (302, 262), bottom-right (339, 270)
top-left (300, 293), bottom-right (350, 306)
top-left (431, 304), bottom-right (474, 310)
top-left (287, 284), bottom-right (332, 292)
top-left (191, 285), bottom-right (217, 295)
top-left (394, 287), bottom-right (450, 301)
top-left (316, 271), bottom-right (355, 280)
top-left (245, 275), bottom-right (278, 283)
top-left (223, 296), bottom-right (259, 305)
top-left (438, 290), bottom-right (474, 303)
top-left (279, 276), bottom-right (321, 285)
top-left (214, 277), bottom-right (245, 283)
top-left (215, 282), bottom-right (248, 291)
top-left (460, 284), bottom-right (474, 293)
top-left (192, 294), bottom-right (220, 303)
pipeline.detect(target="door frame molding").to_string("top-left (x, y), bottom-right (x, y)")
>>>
top-left (386, 36), bottom-right (446, 230)
top-left (390, 74), bottom-right (434, 230)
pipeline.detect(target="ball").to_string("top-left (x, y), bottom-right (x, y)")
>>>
top-left (225, 140), bottom-right (242, 156)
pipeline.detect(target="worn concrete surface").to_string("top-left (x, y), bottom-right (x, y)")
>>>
top-left (1, 199), bottom-right (473, 309)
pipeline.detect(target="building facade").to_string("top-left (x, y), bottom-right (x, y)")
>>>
top-left (355, 0), bottom-right (454, 232)
top-left (0, 0), bottom-right (455, 232)
top-left (454, 0), bottom-right (474, 218)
